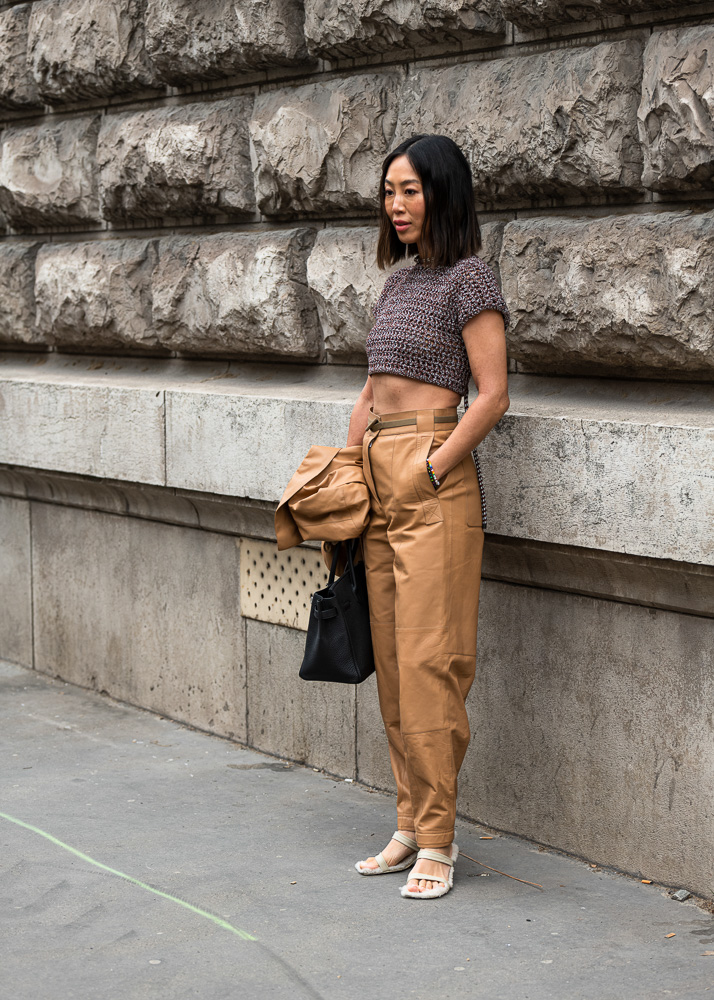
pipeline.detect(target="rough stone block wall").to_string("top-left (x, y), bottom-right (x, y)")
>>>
top-left (0, 0), bottom-right (712, 897)
top-left (96, 97), bottom-right (256, 222)
top-left (501, 211), bottom-right (714, 376)
top-left (27, 0), bottom-right (162, 104)
top-left (0, 3), bottom-right (711, 372)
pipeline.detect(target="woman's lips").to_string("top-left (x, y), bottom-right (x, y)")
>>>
top-left (394, 222), bottom-right (410, 229)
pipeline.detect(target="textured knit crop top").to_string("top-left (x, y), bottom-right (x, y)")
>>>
top-left (365, 253), bottom-right (510, 400)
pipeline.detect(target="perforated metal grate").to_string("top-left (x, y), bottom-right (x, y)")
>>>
top-left (239, 539), bottom-right (330, 631)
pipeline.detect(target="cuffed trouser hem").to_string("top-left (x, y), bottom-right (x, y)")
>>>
top-left (415, 831), bottom-right (456, 849)
top-left (396, 815), bottom-right (415, 831)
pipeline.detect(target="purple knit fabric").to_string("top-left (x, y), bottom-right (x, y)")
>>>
top-left (366, 254), bottom-right (510, 397)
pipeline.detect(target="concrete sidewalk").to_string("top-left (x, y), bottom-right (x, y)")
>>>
top-left (2, 660), bottom-right (712, 1000)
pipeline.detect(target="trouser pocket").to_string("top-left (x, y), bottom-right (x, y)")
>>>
top-left (411, 430), bottom-right (443, 524)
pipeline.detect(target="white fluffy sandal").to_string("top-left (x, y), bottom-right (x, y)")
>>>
top-left (355, 831), bottom-right (419, 875)
top-left (400, 844), bottom-right (459, 899)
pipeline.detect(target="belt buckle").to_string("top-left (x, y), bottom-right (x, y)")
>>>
top-left (366, 414), bottom-right (381, 432)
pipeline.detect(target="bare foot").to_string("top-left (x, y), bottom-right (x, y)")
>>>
top-left (405, 844), bottom-right (452, 893)
top-left (358, 830), bottom-right (416, 871)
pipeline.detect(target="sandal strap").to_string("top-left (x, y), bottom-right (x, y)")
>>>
top-left (415, 848), bottom-right (454, 866)
top-left (374, 852), bottom-right (390, 872)
top-left (406, 870), bottom-right (449, 885)
top-left (392, 831), bottom-right (418, 851)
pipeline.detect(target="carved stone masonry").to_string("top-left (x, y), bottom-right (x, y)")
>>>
top-left (97, 97), bottom-right (256, 222)
top-left (500, 210), bottom-right (714, 376)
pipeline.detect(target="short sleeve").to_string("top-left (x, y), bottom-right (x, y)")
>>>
top-left (455, 257), bottom-right (510, 332)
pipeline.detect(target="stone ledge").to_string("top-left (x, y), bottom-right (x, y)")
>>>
top-left (0, 352), bottom-right (711, 565)
top-left (0, 465), bottom-right (278, 540)
top-left (481, 535), bottom-right (714, 619)
top-left (2, 465), bottom-right (712, 618)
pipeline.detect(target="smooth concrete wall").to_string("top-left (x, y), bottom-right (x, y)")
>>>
top-left (0, 495), bottom-right (32, 669)
top-left (355, 584), bottom-right (714, 897)
top-left (30, 502), bottom-right (247, 744)
top-left (246, 619), bottom-right (356, 775)
top-left (463, 583), bottom-right (714, 893)
top-left (2, 493), bottom-right (711, 897)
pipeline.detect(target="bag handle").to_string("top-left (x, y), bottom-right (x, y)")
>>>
top-left (327, 537), bottom-right (361, 592)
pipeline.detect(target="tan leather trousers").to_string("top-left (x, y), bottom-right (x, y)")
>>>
top-left (361, 406), bottom-right (485, 848)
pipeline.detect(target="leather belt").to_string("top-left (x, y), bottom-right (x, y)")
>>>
top-left (365, 413), bottom-right (457, 432)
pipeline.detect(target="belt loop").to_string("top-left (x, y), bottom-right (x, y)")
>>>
top-left (415, 410), bottom-right (433, 433)
top-left (366, 409), bottom-right (380, 433)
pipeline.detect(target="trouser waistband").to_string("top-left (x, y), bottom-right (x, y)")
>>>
top-left (365, 407), bottom-right (458, 434)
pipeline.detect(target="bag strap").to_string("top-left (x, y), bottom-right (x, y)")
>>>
top-left (327, 537), bottom-right (361, 590)
top-left (327, 539), bottom-right (342, 586)
top-left (462, 387), bottom-right (488, 531)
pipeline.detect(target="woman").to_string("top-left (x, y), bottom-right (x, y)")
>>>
top-left (351, 134), bottom-right (511, 899)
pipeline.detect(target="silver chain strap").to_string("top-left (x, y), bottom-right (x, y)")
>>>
top-left (463, 387), bottom-right (487, 531)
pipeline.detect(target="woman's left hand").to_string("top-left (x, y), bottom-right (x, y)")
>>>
top-left (427, 451), bottom-right (449, 484)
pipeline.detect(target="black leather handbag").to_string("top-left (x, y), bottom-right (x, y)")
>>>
top-left (299, 538), bottom-right (375, 684)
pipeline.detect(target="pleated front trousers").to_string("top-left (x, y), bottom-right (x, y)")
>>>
top-left (361, 406), bottom-right (485, 849)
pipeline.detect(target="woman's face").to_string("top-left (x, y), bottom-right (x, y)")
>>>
top-left (383, 155), bottom-right (425, 247)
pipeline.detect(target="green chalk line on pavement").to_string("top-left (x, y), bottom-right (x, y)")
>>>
top-left (0, 810), bottom-right (257, 942)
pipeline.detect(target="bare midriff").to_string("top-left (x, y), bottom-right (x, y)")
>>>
top-left (370, 372), bottom-right (461, 416)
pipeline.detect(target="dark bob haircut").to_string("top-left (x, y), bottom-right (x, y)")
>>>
top-left (376, 133), bottom-right (481, 271)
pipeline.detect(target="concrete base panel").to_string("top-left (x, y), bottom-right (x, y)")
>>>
top-left (0, 495), bottom-right (32, 668)
top-left (31, 503), bottom-right (247, 743)
top-left (5, 495), bottom-right (713, 897)
top-left (355, 670), bottom-right (396, 795)
top-left (246, 619), bottom-right (356, 775)
top-left (461, 581), bottom-right (714, 898)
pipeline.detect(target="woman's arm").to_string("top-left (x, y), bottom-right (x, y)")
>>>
top-left (346, 375), bottom-right (375, 446)
top-left (427, 308), bottom-right (509, 482)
